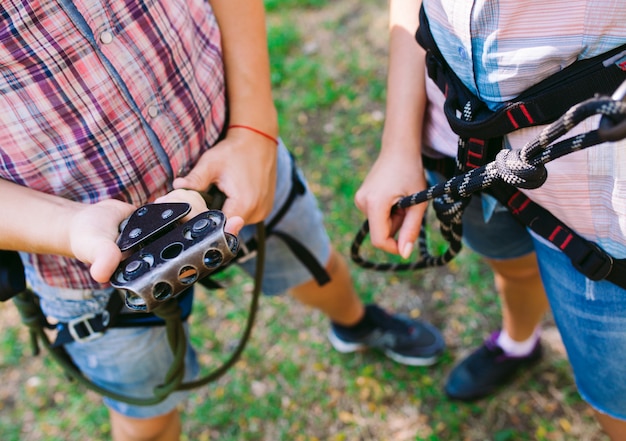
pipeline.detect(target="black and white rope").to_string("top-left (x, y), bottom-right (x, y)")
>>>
top-left (351, 94), bottom-right (626, 272)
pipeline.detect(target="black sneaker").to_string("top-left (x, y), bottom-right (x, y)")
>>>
top-left (445, 330), bottom-right (543, 401)
top-left (327, 304), bottom-right (445, 366)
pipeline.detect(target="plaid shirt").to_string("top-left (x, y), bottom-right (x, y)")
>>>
top-left (0, 0), bottom-right (226, 289)
top-left (422, 0), bottom-right (626, 257)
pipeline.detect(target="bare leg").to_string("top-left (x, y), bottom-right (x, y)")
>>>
top-left (485, 252), bottom-right (549, 341)
top-left (445, 252), bottom-right (549, 400)
top-left (110, 407), bottom-right (181, 441)
top-left (288, 248), bottom-right (364, 326)
top-left (594, 411), bottom-right (626, 441)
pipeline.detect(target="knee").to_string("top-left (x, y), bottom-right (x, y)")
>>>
top-left (486, 252), bottom-right (541, 282)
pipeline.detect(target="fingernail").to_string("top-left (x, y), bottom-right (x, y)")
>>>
top-left (401, 243), bottom-right (413, 259)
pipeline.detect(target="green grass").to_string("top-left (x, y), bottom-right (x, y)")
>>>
top-left (0, 1), bottom-right (608, 440)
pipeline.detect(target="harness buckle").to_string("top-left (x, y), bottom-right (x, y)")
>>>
top-left (464, 138), bottom-right (486, 169)
top-left (67, 311), bottom-right (109, 343)
top-left (236, 241), bottom-right (258, 264)
top-left (571, 243), bottom-right (614, 282)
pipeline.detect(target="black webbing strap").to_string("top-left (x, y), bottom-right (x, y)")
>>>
top-left (51, 288), bottom-right (195, 346)
top-left (422, 143), bottom-right (626, 290)
top-left (236, 152), bottom-right (331, 286)
top-left (413, 4), bottom-right (626, 289)
top-left (416, 4), bottom-right (626, 140)
top-left (52, 291), bottom-right (124, 347)
top-left (489, 185), bottom-right (626, 286)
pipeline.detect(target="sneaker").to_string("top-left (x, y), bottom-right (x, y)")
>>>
top-left (444, 330), bottom-right (543, 401)
top-left (327, 304), bottom-right (445, 366)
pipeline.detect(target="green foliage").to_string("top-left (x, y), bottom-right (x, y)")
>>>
top-left (265, 0), bottom-right (329, 12)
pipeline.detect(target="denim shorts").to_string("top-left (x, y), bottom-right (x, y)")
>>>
top-left (29, 140), bottom-right (331, 418)
top-left (426, 170), bottom-right (534, 260)
top-left (236, 141), bottom-right (331, 294)
top-left (532, 235), bottom-right (626, 420)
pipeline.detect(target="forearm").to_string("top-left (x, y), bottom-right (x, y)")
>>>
top-left (0, 178), bottom-right (79, 256)
top-left (210, 0), bottom-right (278, 138)
top-left (382, 0), bottom-right (427, 156)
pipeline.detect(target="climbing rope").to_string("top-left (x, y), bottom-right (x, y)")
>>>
top-left (351, 89), bottom-right (626, 272)
top-left (10, 222), bottom-right (265, 406)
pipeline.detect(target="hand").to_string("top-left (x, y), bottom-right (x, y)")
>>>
top-left (355, 150), bottom-right (427, 259)
top-left (70, 190), bottom-right (245, 284)
top-left (154, 189), bottom-right (244, 236)
top-left (69, 199), bottom-right (137, 284)
top-left (172, 129), bottom-right (278, 225)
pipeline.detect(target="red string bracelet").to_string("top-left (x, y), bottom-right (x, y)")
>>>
top-left (228, 124), bottom-right (279, 145)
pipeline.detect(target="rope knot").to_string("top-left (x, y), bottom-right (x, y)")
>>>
top-left (494, 149), bottom-right (547, 189)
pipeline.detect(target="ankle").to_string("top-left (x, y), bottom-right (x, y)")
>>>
top-left (496, 328), bottom-right (540, 357)
top-left (332, 304), bottom-right (386, 337)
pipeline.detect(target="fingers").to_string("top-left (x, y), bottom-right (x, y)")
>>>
top-left (154, 188), bottom-right (208, 220)
top-left (396, 203), bottom-right (426, 259)
top-left (225, 216), bottom-right (244, 236)
top-left (366, 202), bottom-right (402, 255)
top-left (89, 240), bottom-right (124, 283)
top-left (172, 152), bottom-right (215, 193)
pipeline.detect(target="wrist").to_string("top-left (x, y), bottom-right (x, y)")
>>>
top-left (227, 101), bottom-right (278, 140)
top-left (227, 124), bottom-right (279, 144)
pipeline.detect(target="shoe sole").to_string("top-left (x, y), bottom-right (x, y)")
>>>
top-left (327, 330), bottom-right (441, 366)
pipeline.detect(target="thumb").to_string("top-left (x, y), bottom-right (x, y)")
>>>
top-left (225, 215), bottom-right (245, 236)
top-left (396, 204), bottom-right (426, 259)
top-left (172, 154), bottom-right (216, 193)
top-left (88, 240), bottom-right (124, 284)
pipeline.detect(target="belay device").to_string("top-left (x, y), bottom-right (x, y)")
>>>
top-left (110, 202), bottom-right (239, 312)
top-left (0, 204), bottom-right (265, 406)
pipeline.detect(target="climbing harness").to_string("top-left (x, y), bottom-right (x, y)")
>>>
top-left (351, 6), bottom-right (626, 290)
top-left (1, 153), bottom-right (330, 405)
top-left (1, 220), bottom-right (264, 406)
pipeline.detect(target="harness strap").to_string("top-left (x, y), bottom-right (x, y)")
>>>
top-left (489, 185), bottom-right (626, 285)
top-left (51, 288), bottom-right (194, 347)
top-left (52, 291), bottom-right (124, 347)
top-left (416, 5), bottom-right (626, 140)
top-left (215, 152), bottom-right (331, 287)
top-left (271, 231), bottom-right (331, 285)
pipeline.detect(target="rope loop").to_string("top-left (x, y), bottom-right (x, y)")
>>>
top-left (494, 149), bottom-right (547, 189)
top-left (351, 83), bottom-right (626, 273)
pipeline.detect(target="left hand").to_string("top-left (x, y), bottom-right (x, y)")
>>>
top-left (154, 188), bottom-right (244, 236)
top-left (172, 129), bottom-right (278, 226)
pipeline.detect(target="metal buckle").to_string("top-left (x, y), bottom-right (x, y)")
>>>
top-left (572, 244), bottom-right (614, 282)
top-left (67, 311), bottom-right (108, 343)
top-left (236, 241), bottom-right (258, 264)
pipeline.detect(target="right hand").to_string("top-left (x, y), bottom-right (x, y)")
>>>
top-left (355, 149), bottom-right (428, 259)
top-left (68, 199), bottom-right (137, 284)
top-left (69, 189), bottom-right (246, 284)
